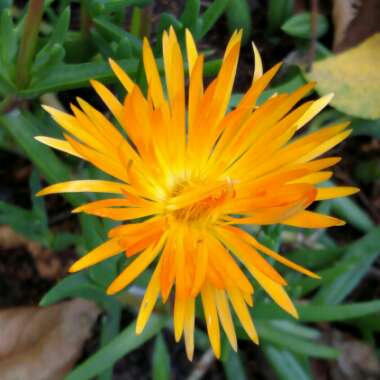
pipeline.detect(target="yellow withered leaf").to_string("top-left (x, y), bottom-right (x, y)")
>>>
top-left (308, 33), bottom-right (380, 120)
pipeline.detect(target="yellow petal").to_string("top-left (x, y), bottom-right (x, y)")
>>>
top-left (107, 232), bottom-right (167, 295)
top-left (73, 197), bottom-right (147, 213)
top-left (229, 226), bottom-right (320, 279)
top-left (69, 238), bottom-right (123, 272)
top-left (136, 261), bottom-right (162, 334)
top-left (238, 62), bottom-right (282, 110)
top-left (174, 293), bottom-right (186, 342)
top-left (187, 55), bottom-right (204, 149)
top-left (64, 133), bottom-right (129, 182)
top-left (90, 79), bottom-right (123, 125)
top-left (143, 37), bottom-right (165, 107)
top-left (76, 97), bottom-right (124, 147)
top-left (42, 105), bottom-right (106, 153)
top-left (294, 93), bottom-right (334, 130)
top-left (251, 41), bottom-right (263, 82)
top-left (37, 180), bottom-right (126, 196)
top-left (79, 206), bottom-right (159, 221)
top-left (315, 186), bottom-right (359, 200)
top-left (227, 287), bottom-right (258, 344)
top-left (249, 267), bottom-right (298, 318)
top-left (191, 241), bottom-right (208, 297)
top-left (183, 298), bottom-right (195, 361)
top-left (214, 288), bottom-right (238, 351)
top-left (297, 129), bottom-right (352, 163)
top-left (296, 171), bottom-right (333, 184)
top-left (108, 58), bottom-right (134, 92)
top-left (35, 136), bottom-right (83, 158)
top-left (185, 28), bottom-right (198, 74)
top-left (215, 227), bottom-right (287, 285)
top-left (283, 210), bottom-right (346, 228)
top-left (201, 283), bottom-right (221, 358)
top-left (160, 236), bottom-right (176, 302)
top-left (207, 236), bottom-right (254, 294)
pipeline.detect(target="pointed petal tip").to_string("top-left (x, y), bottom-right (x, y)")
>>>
top-left (174, 332), bottom-right (182, 343)
top-left (106, 285), bottom-right (119, 296)
top-left (135, 323), bottom-right (144, 335)
top-left (248, 332), bottom-right (259, 345)
top-left (35, 188), bottom-right (47, 197)
top-left (330, 218), bottom-right (347, 227)
top-left (68, 262), bottom-right (81, 273)
top-left (211, 347), bottom-right (221, 359)
top-left (274, 61), bottom-right (283, 68)
top-left (41, 104), bottom-right (56, 114)
top-left (290, 306), bottom-right (299, 319)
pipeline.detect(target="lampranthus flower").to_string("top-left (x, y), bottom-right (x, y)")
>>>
top-left (37, 28), bottom-right (359, 360)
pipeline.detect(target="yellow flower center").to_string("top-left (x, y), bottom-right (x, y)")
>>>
top-left (166, 178), bottom-right (235, 224)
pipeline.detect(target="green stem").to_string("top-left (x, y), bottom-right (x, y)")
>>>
top-left (130, 6), bottom-right (152, 38)
top-left (0, 96), bottom-right (16, 114)
top-left (15, 0), bottom-right (44, 88)
top-left (130, 7), bottom-right (142, 37)
top-left (80, 0), bottom-right (92, 39)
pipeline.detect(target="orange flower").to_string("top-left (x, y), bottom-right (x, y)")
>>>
top-left (37, 28), bottom-right (359, 360)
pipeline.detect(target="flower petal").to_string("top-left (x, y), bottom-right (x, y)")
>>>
top-left (283, 210), bottom-right (346, 228)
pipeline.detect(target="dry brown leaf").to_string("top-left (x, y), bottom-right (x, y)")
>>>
top-left (0, 225), bottom-right (28, 249)
top-left (333, 0), bottom-right (380, 52)
top-left (0, 225), bottom-right (62, 279)
top-left (332, 0), bottom-right (361, 49)
top-left (0, 299), bottom-right (100, 380)
top-left (330, 330), bottom-right (380, 380)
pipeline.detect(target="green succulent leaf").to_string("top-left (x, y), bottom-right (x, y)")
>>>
top-left (180, 0), bottom-right (200, 35)
top-left (264, 345), bottom-right (313, 380)
top-left (65, 316), bottom-right (167, 380)
top-left (0, 9), bottom-right (17, 66)
top-left (281, 12), bottom-right (329, 39)
top-left (255, 321), bottom-right (339, 358)
top-left (225, 0), bottom-right (252, 45)
top-left (314, 227), bottom-right (380, 304)
top-left (267, 0), bottom-right (294, 32)
top-left (199, 0), bottom-right (229, 38)
top-left (152, 334), bottom-right (171, 380)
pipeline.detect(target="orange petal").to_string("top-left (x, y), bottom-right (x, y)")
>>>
top-left (283, 210), bottom-right (346, 228)
top-left (201, 283), bottom-right (221, 358)
top-left (107, 232), bottom-right (167, 295)
top-left (136, 260), bottom-right (162, 334)
top-left (69, 238), bottom-right (123, 272)
top-left (37, 180), bottom-right (125, 196)
top-left (315, 186), bottom-right (359, 201)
